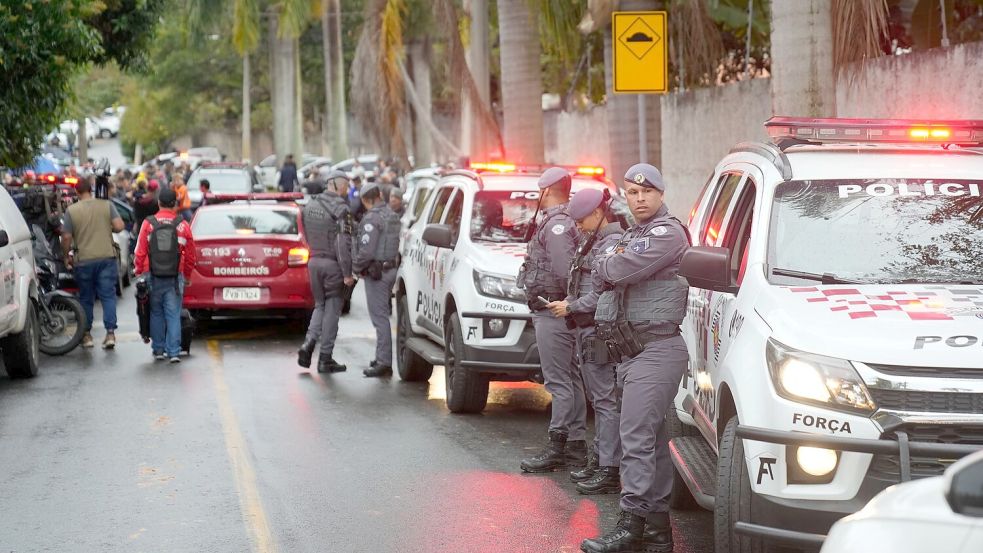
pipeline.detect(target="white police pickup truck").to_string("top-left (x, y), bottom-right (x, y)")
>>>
top-left (668, 117), bottom-right (983, 552)
top-left (395, 162), bottom-right (618, 413)
top-left (0, 185), bottom-right (41, 378)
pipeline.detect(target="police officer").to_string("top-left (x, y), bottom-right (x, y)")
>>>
top-left (353, 182), bottom-right (401, 377)
top-left (545, 188), bottom-right (623, 494)
top-left (580, 164), bottom-right (689, 553)
top-left (516, 167), bottom-right (588, 473)
top-left (297, 170), bottom-right (355, 373)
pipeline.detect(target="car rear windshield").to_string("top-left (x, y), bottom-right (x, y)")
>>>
top-left (769, 179), bottom-right (983, 284)
top-left (193, 208), bottom-right (299, 237)
top-left (188, 169), bottom-right (250, 193)
top-left (471, 190), bottom-right (539, 243)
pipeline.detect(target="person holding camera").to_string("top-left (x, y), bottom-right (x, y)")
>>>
top-left (545, 187), bottom-right (624, 496)
top-left (351, 182), bottom-right (401, 378)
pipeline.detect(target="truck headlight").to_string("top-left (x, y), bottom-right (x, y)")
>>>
top-left (473, 270), bottom-right (526, 302)
top-left (766, 339), bottom-right (876, 414)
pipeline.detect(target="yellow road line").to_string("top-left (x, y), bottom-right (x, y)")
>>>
top-left (207, 340), bottom-right (278, 553)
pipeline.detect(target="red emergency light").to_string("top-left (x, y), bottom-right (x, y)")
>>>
top-left (765, 117), bottom-right (983, 147)
top-left (469, 161), bottom-right (607, 178)
top-left (205, 192), bottom-right (304, 204)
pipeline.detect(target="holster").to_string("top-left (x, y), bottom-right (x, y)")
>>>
top-left (365, 261), bottom-right (383, 280)
top-left (595, 320), bottom-right (644, 361)
top-left (581, 335), bottom-right (610, 365)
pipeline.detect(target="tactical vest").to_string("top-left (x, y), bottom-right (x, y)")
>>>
top-left (371, 206), bottom-right (401, 262)
top-left (569, 223), bottom-right (623, 299)
top-left (304, 194), bottom-right (347, 258)
top-left (517, 207), bottom-right (570, 297)
top-left (67, 199), bottom-right (116, 262)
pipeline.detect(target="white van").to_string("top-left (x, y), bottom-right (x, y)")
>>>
top-left (669, 117), bottom-right (983, 552)
top-left (0, 186), bottom-right (41, 378)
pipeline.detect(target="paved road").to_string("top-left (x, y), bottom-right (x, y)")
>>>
top-left (87, 136), bottom-right (127, 169)
top-left (0, 282), bottom-right (713, 552)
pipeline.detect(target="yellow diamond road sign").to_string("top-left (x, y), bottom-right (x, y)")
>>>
top-left (613, 11), bottom-right (667, 94)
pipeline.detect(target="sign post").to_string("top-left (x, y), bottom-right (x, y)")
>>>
top-left (612, 11), bottom-right (668, 164)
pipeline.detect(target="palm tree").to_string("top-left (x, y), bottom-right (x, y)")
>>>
top-left (461, 0), bottom-right (492, 161)
top-left (496, 0), bottom-right (545, 164)
top-left (232, 0), bottom-right (259, 162)
top-left (321, 0), bottom-right (348, 160)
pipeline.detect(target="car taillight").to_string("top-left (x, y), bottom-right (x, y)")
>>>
top-left (288, 247), bottom-right (310, 267)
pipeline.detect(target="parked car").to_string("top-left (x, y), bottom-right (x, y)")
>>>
top-left (59, 118), bottom-right (98, 145)
top-left (0, 185), bottom-right (42, 378)
top-left (400, 167), bottom-right (439, 235)
top-left (187, 162), bottom-right (264, 208)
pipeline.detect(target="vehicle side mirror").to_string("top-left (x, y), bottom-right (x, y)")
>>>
top-left (422, 224), bottom-right (454, 249)
top-left (0, 230), bottom-right (8, 247)
top-left (680, 246), bottom-right (736, 294)
top-left (945, 450), bottom-right (983, 517)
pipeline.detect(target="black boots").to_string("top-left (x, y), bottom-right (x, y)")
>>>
top-left (297, 339), bottom-right (316, 368)
top-left (521, 431), bottom-right (569, 473)
top-left (317, 356), bottom-right (347, 373)
top-left (580, 511), bottom-right (645, 553)
top-left (570, 451), bottom-right (599, 482)
top-left (363, 363), bottom-right (393, 377)
top-left (642, 512), bottom-right (673, 553)
top-left (576, 466), bottom-right (620, 495)
top-left (566, 439), bottom-right (589, 468)
top-left (580, 511), bottom-right (673, 553)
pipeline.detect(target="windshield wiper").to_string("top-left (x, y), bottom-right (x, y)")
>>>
top-left (771, 268), bottom-right (866, 285)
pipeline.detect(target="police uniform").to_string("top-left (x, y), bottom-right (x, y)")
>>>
top-left (299, 170), bottom-right (354, 373)
top-left (517, 167), bottom-right (588, 473)
top-left (352, 182), bottom-right (401, 376)
top-left (582, 164), bottom-right (689, 553)
top-left (563, 188), bottom-right (624, 494)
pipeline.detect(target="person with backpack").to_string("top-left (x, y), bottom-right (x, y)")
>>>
top-left (133, 188), bottom-right (197, 363)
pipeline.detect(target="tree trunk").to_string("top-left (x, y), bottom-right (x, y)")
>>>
top-left (462, 0), bottom-right (492, 160)
top-left (603, 0), bottom-right (661, 180)
top-left (271, 14), bottom-right (298, 164)
top-left (408, 40), bottom-right (434, 168)
top-left (327, 0), bottom-right (348, 160)
top-left (242, 53), bottom-right (252, 162)
top-left (496, 0), bottom-right (544, 164)
top-left (294, 37), bottom-right (304, 159)
top-left (77, 118), bottom-right (88, 163)
top-left (770, 0), bottom-right (835, 117)
top-left (321, 2), bottom-right (333, 157)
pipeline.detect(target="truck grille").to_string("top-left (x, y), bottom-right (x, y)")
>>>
top-left (868, 388), bottom-right (983, 414)
top-left (866, 363), bottom-right (983, 379)
top-left (868, 424), bottom-right (983, 480)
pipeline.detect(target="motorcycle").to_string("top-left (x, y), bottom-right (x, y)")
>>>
top-left (31, 226), bottom-right (87, 355)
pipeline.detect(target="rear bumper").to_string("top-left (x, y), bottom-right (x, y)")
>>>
top-left (736, 425), bottom-right (983, 549)
top-left (183, 269), bottom-right (313, 310)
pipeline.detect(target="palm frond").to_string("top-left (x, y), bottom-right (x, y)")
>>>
top-left (278, 0), bottom-right (317, 38)
top-left (232, 0), bottom-right (261, 54)
top-left (831, 0), bottom-right (889, 79)
top-left (669, 0), bottom-right (725, 88)
top-left (184, 0), bottom-right (229, 45)
top-left (538, 0), bottom-right (586, 68)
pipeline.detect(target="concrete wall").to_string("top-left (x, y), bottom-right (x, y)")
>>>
top-left (659, 78), bottom-right (772, 215)
top-left (837, 41), bottom-right (983, 119)
top-left (544, 106), bottom-right (611, 168)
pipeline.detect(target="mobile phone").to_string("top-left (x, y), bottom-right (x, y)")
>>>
top-left (537, 296), bottom-right (550, 305)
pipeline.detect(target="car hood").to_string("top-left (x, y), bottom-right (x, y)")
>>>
top-left (757, 284), bottom-right (983, 368)
top-left (469, 241), bottom-right (527, 278)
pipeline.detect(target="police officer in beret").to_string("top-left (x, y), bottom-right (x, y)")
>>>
top-left (297, 170), bottom-right (355, 373)
top-left (353, 181), bottom-right (402, 377)
top-left (545, 187), bottom-right (624, 495)
top-left (516, 167), bottom-right (588, 473)
top-left (580, 163), bottom-right (689, 553)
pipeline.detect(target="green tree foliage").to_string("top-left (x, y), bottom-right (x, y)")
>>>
top-left (0, 0), bottom-right (165, 168)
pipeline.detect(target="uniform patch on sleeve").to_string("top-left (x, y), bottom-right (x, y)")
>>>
top-left (364, 223), bottom-right (374, 232)
top-left (650, 225), bottom-right (668, 236)
top-left (630, 238), bottom-right (650, 253)
top-left (361, 234), bottom-right (371, 245)
top-left (551, 224), bottom-right (565, 235)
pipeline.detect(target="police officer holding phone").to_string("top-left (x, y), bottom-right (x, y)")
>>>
top-left (516, 167), bottom-right (587, 473)
top-left (545, 188), bottom-right (624, 494)
top-left (580, 164), bottom-right (689, 553)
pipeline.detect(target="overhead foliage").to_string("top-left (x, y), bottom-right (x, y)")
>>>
top-left (831, 0), bottom-right (890, 79)
top-left (669, 0), bottom-right (725, 89)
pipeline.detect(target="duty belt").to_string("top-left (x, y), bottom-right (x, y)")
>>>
top-left (596, 321), bottom-right (680, 362)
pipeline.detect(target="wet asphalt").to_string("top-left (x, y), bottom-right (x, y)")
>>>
top-left (1, 217), bottom-right (713, 553)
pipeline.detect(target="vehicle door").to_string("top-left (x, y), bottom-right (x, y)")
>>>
top-left (406, 185), bottom-right (456, 340)
top-left (683, 169), bottom-right (748, 440)
top-left (0, 218), bottom-right (15, 334)
top-left (256, 155), bottom-right (278, 188)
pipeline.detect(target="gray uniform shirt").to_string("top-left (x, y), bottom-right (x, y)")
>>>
top-left (352, 204), bottom-right (397, 274)
top-left (527, 204), bottom-right (579, 296)
top-left (567, 224), bottom-right (624, 315)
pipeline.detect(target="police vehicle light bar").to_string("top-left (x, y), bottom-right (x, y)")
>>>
top-left (469, 161), bottom-right (606, 177)
top-left (205, 192), bottom-right (304, 203)
top-left (765, 117), bottom-right (983, 146)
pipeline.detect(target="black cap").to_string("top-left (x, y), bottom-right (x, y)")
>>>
top-left (158, 188), bottom-right (177, 207)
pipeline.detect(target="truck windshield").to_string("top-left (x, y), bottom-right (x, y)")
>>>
top-left (470, 190), bottom-right (538, 243)
top-left (769, 179), bottom-right (983, 285)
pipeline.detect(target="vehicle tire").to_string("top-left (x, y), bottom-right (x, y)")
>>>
top-left (443, 313), bottom-right (489, 414)
top-left (39, 295), bottom-right (86, 356)
top-left (396, 294), bottom-right (433, 382)
top-left (100, 129), bottom-right (111, 139)
top-left (667, 407), bottom-right (701, 510)
top-left (1, 303), bottom-right (41, 379)
top-left (715, 417), bottom-right (764, 553)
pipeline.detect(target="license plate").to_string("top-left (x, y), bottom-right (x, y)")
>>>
top-left (222, 287), bottom-right (261, 302)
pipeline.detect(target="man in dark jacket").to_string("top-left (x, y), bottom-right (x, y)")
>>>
top-left (278, 154), bottom-right (299, 192)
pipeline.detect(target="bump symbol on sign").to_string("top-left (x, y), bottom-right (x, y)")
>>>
top-left (618, 17), bottom-right (661, 60)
